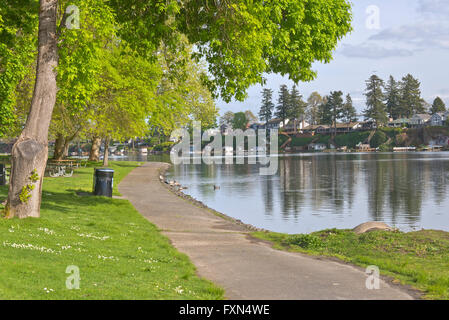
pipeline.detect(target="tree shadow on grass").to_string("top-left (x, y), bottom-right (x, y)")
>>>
top-left (41, 189), bottom-right (126, 214)
top-left (110, 162), bottom-right (141, 168)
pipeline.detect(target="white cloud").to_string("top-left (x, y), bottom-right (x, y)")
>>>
top-left (339, 43), bottom-right (413, 59)
top-left (370, 21), bottom-right (449, 50)
top-left (418, 0), bottom-right (449, 17)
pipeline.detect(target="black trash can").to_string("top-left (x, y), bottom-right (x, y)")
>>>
top-left (0, 164), bottom-right (6, 186)
top-left (93, 168), bottom-right (114, 197)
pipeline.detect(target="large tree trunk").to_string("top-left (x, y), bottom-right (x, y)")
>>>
top-left (5, 0), bottom-right (58, 219)
top-left (63, 138), bottom-right (70, 158)
top-left (89, 136), bottom-right (101, 161)
top-left (103, 137), bottom-right (110, 167)
top-left (53, 134), bottom-right (65, 160)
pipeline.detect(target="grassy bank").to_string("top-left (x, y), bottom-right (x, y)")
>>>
top-left (0, 162), bottom-right (223, 300)
top-left (252, 229), bottom-right (449, 300)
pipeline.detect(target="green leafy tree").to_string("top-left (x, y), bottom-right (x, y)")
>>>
top-left (244, 110), bottom-right (258, 125)
top-left (364, 75), bottom-right (388, 125)
top-left (259, 88), bottom-right (274, 125)
top-left (276, 84), bottom-right (290, 126)
top-left (0, 2), bottom-right (38, 136)
top-left (385, 75), bottom-right (401, 120)
top-left (3, 0), bottom-right (353, 218)
top-left (220, 111), bottom-right (235, 126)
top-left (149, 37), bottom-right (219, 134)
top-left (88, 45), bottom-right (162, 166)
top-left (431, 97), bottom-right (446, 114)
top-left (232, 112), bottom-right (248, 130)
top-left (341, 94), bottom-right (357, 123)
top-left (399, 74), bottom-right (425, 118)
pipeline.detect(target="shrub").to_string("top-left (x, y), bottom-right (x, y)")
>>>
top-left (283, 234), bottom-right (324, 249)
top-left (335, 131), bottom-right (370, 148)
top-left (291, 136), bottom-right (314, 147)
top-left (379, 127), bottom-right (403, 138)
top-left (152, 142), bottom-right (174, 152)
top-left (317, 135), bottom-right (331, 144)
top-left (370, 130), bottom-right (388, 148)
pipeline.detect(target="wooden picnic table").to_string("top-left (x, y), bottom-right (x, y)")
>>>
top-left (45, 159), bottom-right (87, 177)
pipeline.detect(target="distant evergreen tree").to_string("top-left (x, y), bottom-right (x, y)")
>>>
top-left (399, 74), bottom-right (425, 117)
top-left (318, 93), bottom-right (342, 127)
top-left (259, 88), bottom-right (274, 125)
top-left (341, 94), bottom-right (357, 123)
top-left (329, 91), bottom-right (344, 135)
top-left (431, 97), bottom-right (446, 114)
top-left (318, 98), bottom-right (332, 126)
top-left (288, 85), bottom-right (307, 131)
top-left (306, 92), bottom-right (323, 125)
top-left (385, 75), bottom-right (401, 120)
top-left (363, 74), bottom-right (388, 125)
top-left (276, 84), bottom-right (291, 126)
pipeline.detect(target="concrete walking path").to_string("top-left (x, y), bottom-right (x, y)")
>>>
top-left (118, 162), bottom-right (417, 300)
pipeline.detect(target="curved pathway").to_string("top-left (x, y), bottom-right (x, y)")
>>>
top-left (119, 162), bottom-right (418, 300)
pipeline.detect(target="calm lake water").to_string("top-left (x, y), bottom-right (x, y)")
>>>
top-left (162, 152), bottom-right (449, 234)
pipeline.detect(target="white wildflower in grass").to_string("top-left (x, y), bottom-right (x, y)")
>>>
top-left (43, 288), bottom-right (54, 293)
top-left (97, 255), bottom-right (118, 261)
top-left (3, 241), bottom-right (60, 254)
top-left (38, 227), bottom-right (55, 235)
top-left (175, 286), bottom-right (184, 294)
top-left (70, 226), bottom-right (81, 232)
top-left (77, 233), bottom-right (110, 241)
top-left (8, 225), bottom-right (19, 233)
top-left (143, 258), bottom-right (159, 264)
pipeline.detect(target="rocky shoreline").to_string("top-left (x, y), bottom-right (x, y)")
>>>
top-left (158, 165), bottom-right (268, 233)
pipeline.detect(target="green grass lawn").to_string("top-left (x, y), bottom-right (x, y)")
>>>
top-left (252, 229), bottom-right (449, 300)
top-left (0, 162), bottom-right (223, 300)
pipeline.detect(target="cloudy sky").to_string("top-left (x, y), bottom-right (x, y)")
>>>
top-left (217, 0), bottom-right (449, 117)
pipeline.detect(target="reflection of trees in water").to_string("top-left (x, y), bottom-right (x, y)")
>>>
top-left (261, 176), bottom-right (274, 215)
top-left (364, 154), bottom-right (449, 225)
top-left (374, 156), bottom-right (424, 224)
top-left (171, 154), bottom-right (449, 229)
top-left (279, 157), bottom-right (305, 220)
top-left (275, 154), bottom-right (359, 219)
top-left (430, 160), bottom-right (448, 205)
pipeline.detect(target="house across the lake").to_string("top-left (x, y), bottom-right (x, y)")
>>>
top-left (308, 143), bottom-right (327, 151)
top-left (388, 118), bottom-right (410, 128)
top-left (429, 112), bottom-right (448, 127)
top-left (409, 114), bottom-right (431, 128)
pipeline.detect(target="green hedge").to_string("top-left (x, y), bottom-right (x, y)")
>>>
top-left (290, 136), bottom-right (315, 147)
top-left (334, 131), bottom-right (370, 148)
top-left (370, 131), bottom-right (388, 148)
top-left (152, 141), bottom-right (174, 152)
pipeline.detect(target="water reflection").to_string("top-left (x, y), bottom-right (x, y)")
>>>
top-left (165, 153), bottom-right (449, 234)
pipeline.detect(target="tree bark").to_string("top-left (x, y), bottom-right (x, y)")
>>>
top-left (5, 0), bottom-right (58, 219)
top-left (89, 136), bottom-right (101, 161)
top-left (53, 134), bottom-right (65, 160)
top-left (103, 137), bottom-right (110, 167)
top-left (63, 138), bottom-right (70, 158)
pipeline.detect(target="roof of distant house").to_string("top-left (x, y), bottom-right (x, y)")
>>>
top-left (412, 114), bottom-right (431, 120)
